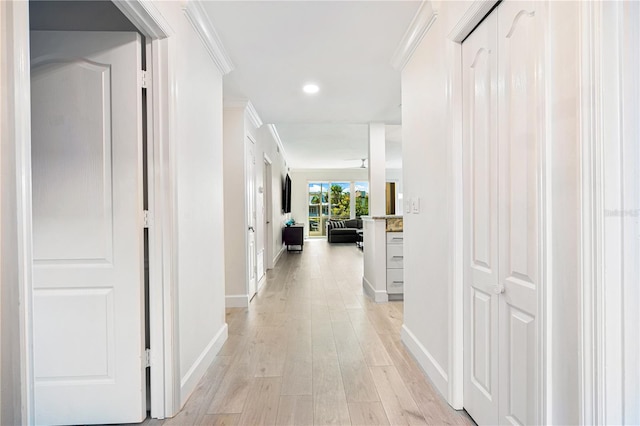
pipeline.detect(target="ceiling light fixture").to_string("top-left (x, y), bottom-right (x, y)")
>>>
top-left (303, 84), bottom-right (319, 94)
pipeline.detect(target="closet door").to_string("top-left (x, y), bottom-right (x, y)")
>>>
top-left (462, 9), bottom-right (499, 426)
top-left (497, 1), bottom-right (541, 424)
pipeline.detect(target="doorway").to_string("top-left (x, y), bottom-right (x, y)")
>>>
top-left (23, 0), bottom-right (176, 423)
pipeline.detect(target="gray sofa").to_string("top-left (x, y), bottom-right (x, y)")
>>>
top-left (327, 218), bottom-right (363, 243)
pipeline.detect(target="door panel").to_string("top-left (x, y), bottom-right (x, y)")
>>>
top-left (498, 1), bottom-right (540, 424)
top-left (31, 31), bottom-right (145, 425)
top-left (506, 307), bottom-right (535, 425)
top-left (471, 288), bottom-right (493, 395)
top-left (32, 60), bottom-right (114, 262)
top-left (247, 138), bottom-right (257, 299)
top-left (462, 8), bottom-right (499, 426)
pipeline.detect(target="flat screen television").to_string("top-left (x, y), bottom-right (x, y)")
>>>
top-left (282, 174), bottom-right (292, 213)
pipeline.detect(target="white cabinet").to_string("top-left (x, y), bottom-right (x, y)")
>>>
top-left (386, 232), bottom-right (403, 295)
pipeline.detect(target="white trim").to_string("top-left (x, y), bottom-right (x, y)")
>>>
top-left (182, 0), bottom-right (234, 75)
top-left (273, 245), bottom-right (285, 266)
top-left (257, 274), bottom-right (267, 293)
top-left (7, 2), bottom-right (36, 423)
top-left (179, 324), bottom-right (228, 406)
top-left (537, 4), bottom-right (551, 424)
top-left (579, 3), bottom-right (603, 424)
top-left (147, 36), bottom-right (180, 419)
top-left (447, 0), bottom-right (499, 43)
top-left (362, 276), bottom-right (388, 303)
top-left (225, 294), bottom-right (250, 308)
top-left (391, 1), bottom-right (438, 71)
top-left (113, 0), bottom-right (173, 38)
top-left (245, 102), bottom-right (263, 129)
top-left (401, 325), bottom-right (448, 397)
top-left (444, 27), bottom-right (464, 410)
top-left (115, 2), bottom-right (179, 419)
top-left (224, 100), bottom-right (263, 129)
top-left (267, 124), bottom-right (288, 164)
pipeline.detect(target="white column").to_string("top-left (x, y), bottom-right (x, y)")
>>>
top-left (368, 123), bottom-right (386, 216)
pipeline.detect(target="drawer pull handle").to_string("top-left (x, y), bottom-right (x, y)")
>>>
top-left (392, 255), bottom-right (404, 259)
top-left (392, 280), bottom-right (404, 284)
top-left (392, 237), bottom-right (403, 241)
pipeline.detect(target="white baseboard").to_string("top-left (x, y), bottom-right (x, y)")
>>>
top-left (362, 276), bottom-right (388, 303)
top-left (225, 294), bottom-right (249, 308)
top-left (257, 274), bottom-right (267, 292)
top-left (401, 324), bottom-right (449, 398)
top-left (180, 323), bottom-right (228, 406)
top-left (273, 245), bottom-right (285, 266)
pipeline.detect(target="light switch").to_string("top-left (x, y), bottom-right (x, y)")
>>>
top-left (412, 197), bottom-right (420, 213)
top-left (405, 197), bottom-right (412, 214)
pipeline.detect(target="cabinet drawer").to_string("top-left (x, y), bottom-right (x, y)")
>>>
top-left (386, 244), bottom-right (404, 268)
top-left (387, 269), bottom-right (404, 294)
top-left (386, 232), bottom-right (404, 244)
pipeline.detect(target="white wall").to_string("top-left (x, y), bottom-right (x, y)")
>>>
top-left (401, 7), bottom-right (451, 396)
top-left (222, 107), bottom-right (248, 305)
top-left (290, 168), bottom-right (368, 238)
top-left (255, 126), bottom-right (289, 272)
top-left (401, 1), bottom-right (582, 423)
top-left (153, 1), bottom-right (228, 406)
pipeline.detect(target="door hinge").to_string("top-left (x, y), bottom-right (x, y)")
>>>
top-left (143, 210), bottom-right (150, 228)
top-left (140, 70), bottom-right (149, 89)
top-left (145, 348), bottom-right (151, 368)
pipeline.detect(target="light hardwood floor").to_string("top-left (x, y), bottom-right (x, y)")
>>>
top-left (145, 240), bottom-right (474, 426)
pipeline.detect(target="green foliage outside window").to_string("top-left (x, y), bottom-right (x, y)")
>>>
top-left (330, 184), bottom-right (350, 218)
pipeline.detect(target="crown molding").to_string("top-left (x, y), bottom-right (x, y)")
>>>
top-left (245, 102), bottom-right (263, 128)
top-left (447, 0), bottom-right (499, 42)
top-left (267, 124), bottom-right (288, 162)
top-left (183, 0), bottom-right (234, 75)
top-left (113, 0), bottom-right (173, 38)
top-left (391, 1), bottom-right (438, 71)
top-left (223, 100), bottom-right (263, 129)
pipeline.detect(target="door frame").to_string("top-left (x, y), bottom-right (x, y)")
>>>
top-left (264, 154), bottom-right (274, 270)
top-left (444, 0), bottom-right (550, 421)
top-left (579, 2), bottom-right (640, 423)
top-left (245, 133), bottom-right (258, 299)
top-left (6, 0), bottom-right (181, 421)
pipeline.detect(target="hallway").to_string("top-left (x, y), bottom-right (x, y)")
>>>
top-left (156, 240), bottom-right (473, 425)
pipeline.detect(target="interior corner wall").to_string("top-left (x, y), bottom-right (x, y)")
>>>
top-left (400, 8), bottom-right (451, 397)
top-left (152, 1), bottom-right (227, 405)
top-left (290, 168), bottom-right (369, 238)
top-left (222, 108), bottom-right (248, 303)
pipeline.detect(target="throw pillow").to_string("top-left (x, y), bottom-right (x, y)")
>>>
top-left (336, 220), bottom-right (346, 228)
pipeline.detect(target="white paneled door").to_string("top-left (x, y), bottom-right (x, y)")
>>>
top-left (463, 1), bottom-right (541, 425)
top-left (30, 31), bottom-right (146, 425)
top-left (462, 9), bottom-right (499, 426)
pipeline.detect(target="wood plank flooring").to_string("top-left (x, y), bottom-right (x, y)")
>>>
top-left (146, 240), bottom-right (474, 426)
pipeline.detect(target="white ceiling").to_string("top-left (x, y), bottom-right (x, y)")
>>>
top-left (202, 1), bottom-right (419, 169)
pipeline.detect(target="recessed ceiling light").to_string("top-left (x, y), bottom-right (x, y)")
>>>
top-left (303, 84), bottom-right (319, 94)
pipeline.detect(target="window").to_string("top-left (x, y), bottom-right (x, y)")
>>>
top-left (308, 180), bottom-right (366, 237)
top-left (355, 181), bottom-right (369, 217)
